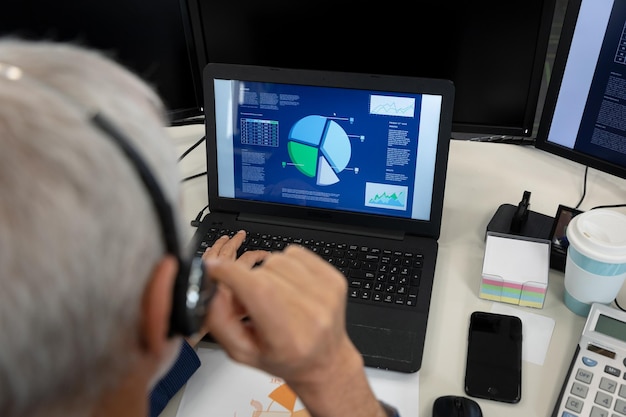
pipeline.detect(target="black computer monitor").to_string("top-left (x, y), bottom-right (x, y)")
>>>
top-left (536, 0), bottom-right (626, 180)
top-left (0, 0), bottom-right (203, 124)
top-left (489, 0), bottom-right (626, 271)
top-left (182, 0), bottom-right (556, 138)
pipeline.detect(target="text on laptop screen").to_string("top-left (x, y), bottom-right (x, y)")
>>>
top-left (213, 79), bottom-right (443, 221)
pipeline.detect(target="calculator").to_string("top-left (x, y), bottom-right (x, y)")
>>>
top-left (552, 303), bottom-right (626, 417)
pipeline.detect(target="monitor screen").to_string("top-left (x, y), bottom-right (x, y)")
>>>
top-left (536, 0), bottom-right (626, 180)
top-left (211, 76), bottom-right (442, 221)
top-left (0, 0), bottom-right (203, 124)
top-left (183, 0), bottom-right (556, 138)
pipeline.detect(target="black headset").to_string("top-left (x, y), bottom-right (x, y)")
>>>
top-left (90, 113), bottom-right (215, 337)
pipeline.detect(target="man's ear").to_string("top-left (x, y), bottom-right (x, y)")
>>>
top-left (140, 255), bottom-right (178, 355)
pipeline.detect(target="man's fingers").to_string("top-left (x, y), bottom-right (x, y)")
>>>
top-left (205, 259), bottom-right (270, 303)
top-left (202, 230), bottom-right (247, 260)
top-left (206, 284), bottom-right (260, 364)
top-left (202, 236), bottom-right (228, 260)
top-left (205, 246), bottom-right (334, 321)
top-left (236, 250), bottom-right (270, 268)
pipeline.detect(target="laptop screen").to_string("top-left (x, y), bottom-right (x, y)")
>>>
top-left (213, 79), bottom-right (442, 221)
top-left (205, 64), bottom-right (454, 237)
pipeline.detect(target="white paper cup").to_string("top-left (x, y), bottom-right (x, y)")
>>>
top-left (564, 209), bottom-right (626, 316)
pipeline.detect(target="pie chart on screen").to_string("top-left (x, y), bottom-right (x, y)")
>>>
top-left (287, 115), bottom-right (351, 186)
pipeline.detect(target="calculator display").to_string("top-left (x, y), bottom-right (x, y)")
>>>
top-left (594, 314), bottom-right (626, 343)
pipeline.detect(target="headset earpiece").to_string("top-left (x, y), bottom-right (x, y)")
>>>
top-left (169, 256), bottom-right (216, 336)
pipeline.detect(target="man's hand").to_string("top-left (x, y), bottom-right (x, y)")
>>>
top-left (186, 230), bottom-right (269, 347)
top-left (201, 230), bottom-right (268, 268)
top-left (205, 245), bottom-right (386, 417)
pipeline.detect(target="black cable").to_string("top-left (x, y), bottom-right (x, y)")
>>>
top-left (614, 297), bottom-right (626, 312)
top-left (178, 135), bottom-right (206, 162)
top-left (191, 204), bottom-right (209, 228)
top-left (181, 171), bottom-right (207, 182)
top-left (570, 166), bottom-right (626, 210)
top-left (574, 166), bottom-right (588, 209)
top-left (591, 203), bottom-right (626, 210)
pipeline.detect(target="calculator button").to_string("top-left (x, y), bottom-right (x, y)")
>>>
top-left (615, 398), bottom-right (626, 415)
top-left (595, 391), bottom-right (613, 408)
top-left (619, 385), bottom-right (626, 398)
top-left (584, 357), bottom-right (599, 367)
top-left (590, 406), bottom-right (610, 417)
top-left (566, 396), bottom-right (585, 413)
top-left (576, 368), bottom-right (595, 384)
top-left (606, 366), bottom-right (622, 378)
top-left (571, 382), bottom-right (590, 398)
top-left (600, 377), bottom-right (618, 393)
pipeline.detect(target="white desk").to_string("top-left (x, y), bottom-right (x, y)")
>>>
top-left (164, 124), bottom-right (626, 417)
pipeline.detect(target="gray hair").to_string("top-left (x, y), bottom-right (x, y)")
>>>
top-left (0, 39), bottom-right (183, 416)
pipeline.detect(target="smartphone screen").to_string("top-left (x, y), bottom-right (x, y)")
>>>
top-left (464, 311), bottom-right (522, 403)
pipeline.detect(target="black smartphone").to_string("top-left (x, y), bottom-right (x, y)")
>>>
top-left (464, 311), bottom-right (523, 403)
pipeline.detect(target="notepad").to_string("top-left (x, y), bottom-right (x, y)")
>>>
top-left (480, 232), bottom-right (551, 308)
top-left (175, 346), bottom-right (420, 417)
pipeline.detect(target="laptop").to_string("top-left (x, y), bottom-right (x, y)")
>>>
top-left (193, 63), bottom-right (454, 373)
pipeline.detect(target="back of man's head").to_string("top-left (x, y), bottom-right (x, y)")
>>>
top-left (0, 39), bottom-right (182, 416)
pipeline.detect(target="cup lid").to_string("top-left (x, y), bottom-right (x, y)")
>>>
top-left (566, 209), bottom-right (626, 263)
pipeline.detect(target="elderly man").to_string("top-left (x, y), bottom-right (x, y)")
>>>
top-left (0, 39), bottom-right (398, 417)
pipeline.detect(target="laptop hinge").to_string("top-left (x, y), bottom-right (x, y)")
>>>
top-left (237, 213), bottom-right (405, 241)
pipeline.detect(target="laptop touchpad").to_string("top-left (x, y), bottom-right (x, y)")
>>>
top-left (347, 323), bottom-right (416, 362)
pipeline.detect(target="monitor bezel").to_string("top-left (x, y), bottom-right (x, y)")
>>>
top-left (535, 0), bottom-right (626, 180)
top-left (182, 0), bottom-right (556, 138)
top-left (1, 0), bottom-right (205, 126)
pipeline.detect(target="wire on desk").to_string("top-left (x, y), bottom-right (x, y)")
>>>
top-left (574, 166), bottom-right (589, 209)
top-left (191, 204), bottom-right (209, 227)
top-left (182, 171), bottom-right (207, 182)
top-left (572, 166), bottom-right (626, 210)
top-left (591, 203), bottom-right (626, 209)
top-left (178, 135), bottom-right (206, 162)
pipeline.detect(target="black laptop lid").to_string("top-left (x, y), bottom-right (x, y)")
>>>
top-left (203, 63), bottom-right (454, 239)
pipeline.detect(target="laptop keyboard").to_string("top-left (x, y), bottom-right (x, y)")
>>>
top-left (196, 227), bottom-right (423, 309)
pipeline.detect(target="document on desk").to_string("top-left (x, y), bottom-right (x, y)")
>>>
top-left (176, 346), bottom-right (420, 417)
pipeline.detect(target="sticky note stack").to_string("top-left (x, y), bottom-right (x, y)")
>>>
top-left (480, 232), bottom-right (551, 308)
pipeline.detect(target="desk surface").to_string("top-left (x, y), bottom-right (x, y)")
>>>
top-left (165, 124), bottom-right (626, 417)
